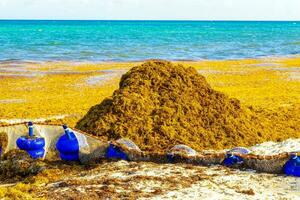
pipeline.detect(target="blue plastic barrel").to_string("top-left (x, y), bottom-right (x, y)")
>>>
top-left (284, 154), bottom-right (300, 177)
top-left (56, 125), bottom-right (79, 161)
top-left (106, 143), bottom-right (129, 160)
top-left (16, 122), bottom-right (45, 159)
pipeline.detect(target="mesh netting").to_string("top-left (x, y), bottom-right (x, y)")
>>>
top-left (168, 144), bottom-right (197, 156)
top-left (0, 124), bottom-right (107, 163)
top-left (228, 147), bottom-right (251, 154)
top-left (0, 123), bottom-right (298, 175)
top-left (115, 138), bottom-right (141, 152)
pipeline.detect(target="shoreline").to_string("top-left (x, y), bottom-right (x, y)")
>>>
top-left (1, 54), bottom-right (300, 65)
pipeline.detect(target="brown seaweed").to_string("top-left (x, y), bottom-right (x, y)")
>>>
top-left (76, 60), bottom-right (268, 151)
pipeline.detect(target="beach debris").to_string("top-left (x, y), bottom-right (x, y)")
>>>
top-left (76, 60), bottom-right (268, 151)
top-left (56, 125), bottom-right (80, 162)
top-left (16, 122), bottom-right (45, 159)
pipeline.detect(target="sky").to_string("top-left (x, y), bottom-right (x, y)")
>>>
top-left (0, 0), bottom-right (300, 20)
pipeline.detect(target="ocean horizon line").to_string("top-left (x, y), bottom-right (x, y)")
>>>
top-left (0, 19), bottom-right (300, 22)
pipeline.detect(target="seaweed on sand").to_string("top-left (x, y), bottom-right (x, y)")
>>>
top-left (0, 132), bottom-right (8, 159)
top-left (0, 150), bottom-right (46, 182)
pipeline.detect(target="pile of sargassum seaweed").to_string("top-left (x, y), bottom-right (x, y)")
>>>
top-left (76, 60), bottom-right (300, 152)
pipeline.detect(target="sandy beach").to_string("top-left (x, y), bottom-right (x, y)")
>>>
top-left (1, 143), bottom-right (300, 199)
top-left (1, 1), bottom-right (300, 198)
top-left (0, 57), bottom-right (299, 199)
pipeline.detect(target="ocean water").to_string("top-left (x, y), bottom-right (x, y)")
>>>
top-left (0, 20), bottom-right (300, 62)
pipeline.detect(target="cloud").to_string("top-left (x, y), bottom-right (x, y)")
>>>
top-left (0, 0), bottom-right (299, 20)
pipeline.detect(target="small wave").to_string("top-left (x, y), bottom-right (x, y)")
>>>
top-left (289, 41), bottom-right (300, 46)
top-left (0, 59), bottom-right (22, 64)
top-left (48, 41), bottom-right (63, 46)
top-left (80, 51), bottom-right (98, 56)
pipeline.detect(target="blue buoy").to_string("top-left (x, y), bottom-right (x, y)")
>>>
top-left (223, 147), bottom-right (250, 167)
top-left (59, 152), bottom-right (80, 161)
top-left (166, 153), bottom-right (175, 162)
top-left (16, 137), bottom-right (45, 150)
top-left (284, 154), bottom-right (300, 177)
top-left (27, 149), bottom-right (46, 159)
top-left (106, 143), bottom-right (129, 160)
top-left (223, 154), bottom-right (244, 166)
top-left (56, 125), bottom-right (79, 161)
top-left (16, 122), bottom-right (45, 159)
top-left (106, 139), bottom-right (140, 161)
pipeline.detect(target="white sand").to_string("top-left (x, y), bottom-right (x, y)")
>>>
top-left (249, 139), bottom-right (300, 155)
top-left (43, 160), bottom-right (300, 200)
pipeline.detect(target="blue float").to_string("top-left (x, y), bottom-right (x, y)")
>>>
top-left (223, 147), bottom-right (250, 167)
top-left (166, 153), bottom-right (174, 162)
top-left (16, 137), bottom-right (45, 150)
top-left (223, 154), bottom-right (244, 166)
top-left (16, 122), bottom-right (45, 159)
top-left (106, 139), bottom-right (141, 161)
top-left (27, 149), bottom-right (46, 158)
top-left (284, 154), bottom-right (300, 177)
top-left (59, 152), bottom-right (80, 161)
top-left (56, 125), bottom-right (79, 161)
top-left (106, 143), bottom-right (129, 160)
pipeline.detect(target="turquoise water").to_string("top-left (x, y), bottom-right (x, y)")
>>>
top-left (0, 20), bottom-right (300, 62)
